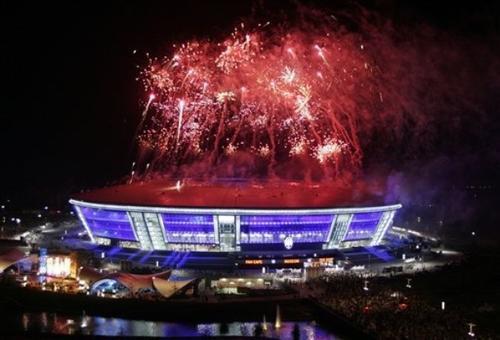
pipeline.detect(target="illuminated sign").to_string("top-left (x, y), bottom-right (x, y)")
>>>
top-left (244, 259), bottom-right (263, 265)
top-left (283, 258), bottom-right (300, 264)
top-left (284, 236), bottom-right (294, 250)
top-left (319, 257), bottom-right (334, 266)
top-left (45, 256), bottom-right (75, 278)
top-left (306, 257), bottom-right (334, 268)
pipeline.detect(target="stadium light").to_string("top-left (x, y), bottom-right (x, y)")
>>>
top-left (363, 280), bottom-right (369, 291)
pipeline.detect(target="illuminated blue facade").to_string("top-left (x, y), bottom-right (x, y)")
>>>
top-left (71, 199), bottom-right (401, 252)
top-left (240, 215), bottom-right (333, 244)
top-left (161, 213), bottom-right (215, 244)
top-left (79, 207), bottom-right (137, 241)
top-left (343, 212), bottom-right (383, 241)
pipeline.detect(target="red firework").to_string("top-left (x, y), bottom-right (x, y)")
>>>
top-left (134, 11), bottom-right (481, 181)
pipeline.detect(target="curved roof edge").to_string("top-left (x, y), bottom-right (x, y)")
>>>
top-left (0, 247), bottom-right (30, 273)
top-left (152, 278), bottom-right (196, 298)
top-left (70, 198), bottom-right (402, 215)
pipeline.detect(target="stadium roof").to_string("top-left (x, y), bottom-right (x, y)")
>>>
top-left (0, 247), bottom-right (29, 273)
top-left (72, 179), bottom-right (393, 209)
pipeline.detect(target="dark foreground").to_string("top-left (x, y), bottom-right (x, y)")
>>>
top-left (0, 284), bottom-right (367, 339)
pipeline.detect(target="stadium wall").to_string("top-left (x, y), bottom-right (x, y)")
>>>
top-left (70, 199), bottom-right (401, 252)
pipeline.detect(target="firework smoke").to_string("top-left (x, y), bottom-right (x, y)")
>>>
top-left (133, 7), bottom-right (497, 182)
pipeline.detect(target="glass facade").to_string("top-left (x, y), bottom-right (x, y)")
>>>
top-left (144, 212), bottom-right (167, 250)
top-left (240, 215), bottom-right (334, 244)
top-left (129, 212), bottom-right (153, 250)
top-left (73, 200), bottom-right (400, 250)
top-left (343, 212), bottom-right (382, 241)
top-left (327, 214), bottom-right (352, 248)
top-left (160, 213), bottom-right (215, 244)
top-left (79, 207), bottom-right (136, 241)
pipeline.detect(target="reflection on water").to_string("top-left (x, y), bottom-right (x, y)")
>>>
top-left (17, 312), bottom-right (343, 339)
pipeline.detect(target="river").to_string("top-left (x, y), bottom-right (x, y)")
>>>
top-left (10, 312), bottom-right (345, 339)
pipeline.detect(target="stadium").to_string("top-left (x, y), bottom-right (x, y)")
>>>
top-left (69, 179), bottom-right (401, 269)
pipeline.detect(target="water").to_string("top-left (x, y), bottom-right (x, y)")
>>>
top-left (15, 312), bottom-right (344, 339)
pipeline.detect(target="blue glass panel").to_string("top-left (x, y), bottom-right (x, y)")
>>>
top-left (161, 214), bottom-right (215, 244)
top-left (80, 207), bottom-right (136, 241)
top-left (240, 214), bottom-right (334, 244)
top-left (343, 212), bottom-right (382, 241)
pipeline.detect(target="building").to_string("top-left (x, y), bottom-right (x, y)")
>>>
top-left (69, 180), bottom-right (401, 255)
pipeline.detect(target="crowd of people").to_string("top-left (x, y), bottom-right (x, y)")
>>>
top-left (292, 271), bottom-right (479, 339)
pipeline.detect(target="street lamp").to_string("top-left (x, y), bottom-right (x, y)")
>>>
top-left (467, 323), bottom-right (476, 337)
top-left (363, 280), bottom-right (369, 291)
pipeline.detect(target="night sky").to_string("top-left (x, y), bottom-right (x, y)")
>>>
top-left (1, 1), bottom-right (499, 210)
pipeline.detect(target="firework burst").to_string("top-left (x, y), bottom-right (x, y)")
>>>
top-left (134, 12), bottom-right (436, 180)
